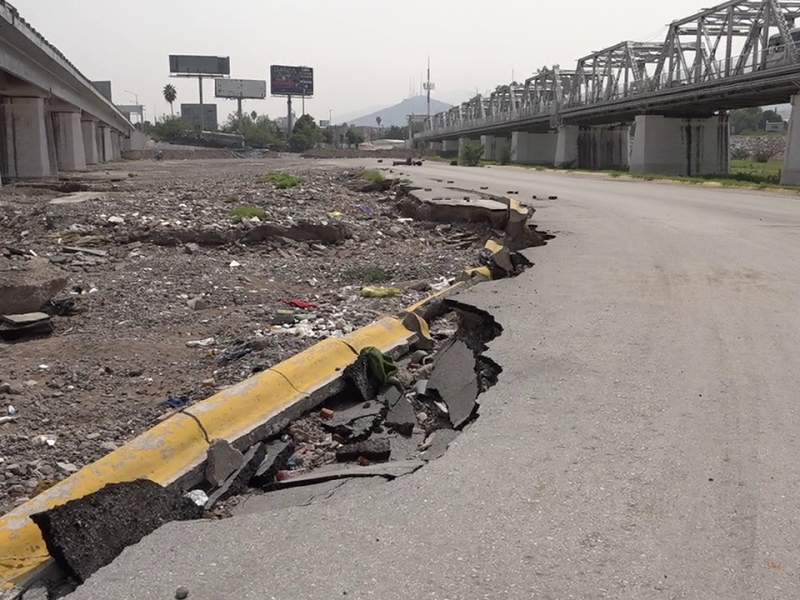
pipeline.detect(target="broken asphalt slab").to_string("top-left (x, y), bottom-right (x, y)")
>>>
top-left (425, 338), bottom-right (480, 429)
top-left (335, 437), bottom-right (391, 463)
top-left (381, 388), bottom-right (417, 435)
top-left (273, 460), bottom-right (425, 490)
top-left (30, 479), bottom-right (203, 583)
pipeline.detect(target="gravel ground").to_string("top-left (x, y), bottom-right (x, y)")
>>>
top-left (0, 157), bottom-right (495, 516)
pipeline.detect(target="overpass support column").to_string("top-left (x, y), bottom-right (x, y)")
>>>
top-left (441, 140), bottom-right (459, 153)
top-left (555, 126), bottom-right (580, 168)
top-left (630, 114), bottom-right (729, 176)
top-left (52, 110), bottom-right (87, 172)
top-left (1, 97), bottom-right (55, 179)
top-left (480, 135), bottom-right (509, 161)
top-left (111, 132), bottom-right (122, 160)
top-left (427, 141), bottom-right (443, 152)
top-left (98, 124), bottom-right (113, 162)
top-left (575, 125), bottom-right (630, 170)
top-left (781, 95), bottom-right (800, 185)
top-left (511, 131), bottom-right (557, 165)
top-left (81, 118), bottom-right (99, 165)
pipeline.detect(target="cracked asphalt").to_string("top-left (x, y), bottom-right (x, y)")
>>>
top-left (66, 162), bottom-right (800, 599)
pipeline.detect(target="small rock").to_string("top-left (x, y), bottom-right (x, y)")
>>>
top-left (100, 441), bottom-right (118, 452)
top-left (56, 462), bottom-right (78, 474)
top-left (416, 411), bottom-right (428, 423)
top-left (175, 586), bottom-right (190, 599)
top-left (0, 382), bottom-right (24, 395)
top-left (319, 408), bottom-right (334, 420)
top-left (85, 433), bottom-right (101, 441)
top-left (201, 378), bottom-right (216, 388)
top-left (187, 297), bottom-right (208, 311)
top-left (184, 243), bottom-right (200, 255)
top-left (205, 439), bottom-right (244, 487)
top-left (108, 216), bottom-right (124, 224)
top-left (186, 337), bottom-right (215, 348)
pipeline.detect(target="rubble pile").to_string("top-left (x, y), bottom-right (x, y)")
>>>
top-left (0, 158), bottom-right (508, 515)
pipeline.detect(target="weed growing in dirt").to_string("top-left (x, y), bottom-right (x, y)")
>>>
top-left (229, 205), bottom-right (266, 220)
top-left (359, 169), bottom-right (385, 183)
top-left (342, 266), bottom-right (391, 282)
top-left (225, 194), bottom-right (240, 203)
top-left (256, 172), bottom-right (302, 189)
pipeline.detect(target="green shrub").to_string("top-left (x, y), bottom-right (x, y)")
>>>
top-left (342, 266), bottom-right (391, 282)
top-left (359, 169), bottom-right (385, 183)
top-left (498, 143), bottom-right (511, 165)
top-left (256, 172), bottom-right (303, 189)
top-left (459, 141), bottom-right (484, 166)
top-left (228, 205), bottom-right (266, 220)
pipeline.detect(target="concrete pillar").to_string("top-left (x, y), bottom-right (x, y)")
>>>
top-left (480, 135), bottom-right (510, 162)
top-left (81, 119), bottom-right (99, 165)
top-left (577, 125), bottom-right (630, 170)
top-left (630, 114), bottom-right (729, 176)
top-left (555, 126), bottom-right (580, 168)
top-left (427, 141), bottom-right (443, 152)
top-left (441, 140), bottom-right (459, 153)
top-left (511, 131), bottom-right (558, 165)
top-left (52, 111), bottom-right (87, 171)
top-left (111, 132), bottom-right (122, 159)
top-left (1, 97), bottom-right (55, 178)
top-left (782, 95), bottom-right (800, 185)
top-left (98, 125), bottom-right (113, 162)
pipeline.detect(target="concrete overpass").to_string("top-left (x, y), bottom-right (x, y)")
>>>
top-left (0, 1), bottom-right (132, 185)
top-left (416, 0), bottom-right (800, 184)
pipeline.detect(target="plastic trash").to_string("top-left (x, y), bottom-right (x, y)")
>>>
top-left (184, 490), bottom-right (208, 507)
top-left (7, 405), bottom-right (18, 416)
top-left (361, 286), bottom-right (403, 298)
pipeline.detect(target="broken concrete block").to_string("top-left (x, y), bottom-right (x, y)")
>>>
top-left (205, 439), bottom-right (245, 487)
top-left (382, 388), bottom-right (417, 435)
top-left (250, 439), bottom-right (295, 487)
top-left (426, 339), bottom-right (479, 429)
top-left (30, 479), bottom-right (202, 583)
top-left (0, 258), bottom-right (68, 315)
top-left (321, 401), bottom-right (383, 440)
top-left (205, 442), bottom-right (265, 507)
top-left (335, 437), bottom-right (391, 463)
top-left (343, 352), bottom-right (383, 403)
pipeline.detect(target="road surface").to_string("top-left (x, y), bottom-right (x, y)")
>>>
top-left (69, 163), bottom-right (800, 599)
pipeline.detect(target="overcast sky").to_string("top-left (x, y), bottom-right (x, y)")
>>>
top-left (14, 0), bottom-right (717, 124)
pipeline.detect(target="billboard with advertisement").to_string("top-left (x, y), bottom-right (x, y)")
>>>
top-left (169, 55), bottom-right (230, 76)
top-left (270, 65), bottom-right (314, 96)
top-left (215, 79), bottom-right (267, 99)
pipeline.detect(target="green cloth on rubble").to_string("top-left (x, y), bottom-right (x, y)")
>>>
top-left (360, 346), bottom-right (398, 383)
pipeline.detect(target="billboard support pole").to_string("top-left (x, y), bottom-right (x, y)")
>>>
top-left (302, 94), bottom-right (305, 116)
top-left (198, 76), bottom-right (205, 131)
top-left (287, 95), bottom-right (294, 138)
top-left (237, 96), bottom-right (244, 136)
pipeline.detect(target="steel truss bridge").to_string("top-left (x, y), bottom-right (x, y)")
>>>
top-left (417, 0), bottom-right (800, 140)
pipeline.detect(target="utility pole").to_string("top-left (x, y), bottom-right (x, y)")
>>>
top-left (237, 95), bottom-right (244, 135)
top-left (423, 57), bottom-right (435, 125)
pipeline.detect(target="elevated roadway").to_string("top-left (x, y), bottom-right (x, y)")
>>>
top-left (0, 1), bottom-right (132, 182)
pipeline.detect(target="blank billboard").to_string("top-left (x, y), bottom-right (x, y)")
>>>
top-left (180, 104), bottom-right (218, 130)
top-left (215, 79), bottom-right (267, 99)
top-left (270, 65), bottom-right (314, 97)
top-left (169, 55), bottom-right (231, 76)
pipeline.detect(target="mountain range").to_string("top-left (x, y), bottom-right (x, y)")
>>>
top-left (341, 95), bottom-right (454, 128)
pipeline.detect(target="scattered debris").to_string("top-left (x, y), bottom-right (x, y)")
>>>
top-left (335, 437), bottom-right (391, 463)
top-left (425, 339), bottom-right (480, 429)
top-left (205, 439), bottom-right (245, 487)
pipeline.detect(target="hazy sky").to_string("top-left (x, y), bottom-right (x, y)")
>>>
top-left (14, 0), bottom-right (715, 123)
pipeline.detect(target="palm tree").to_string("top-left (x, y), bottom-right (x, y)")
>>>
top-left (376, 116), bottom-right (382, 129)
top-left (163, 84), bottom-right (177, 117)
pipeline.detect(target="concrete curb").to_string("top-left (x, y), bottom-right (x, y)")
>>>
top-left (0, 261), bottom-right (500, 589)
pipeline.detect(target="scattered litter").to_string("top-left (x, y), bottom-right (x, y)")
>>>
top-left (7, 405), bottom-right (18, 416)
top-left (159, 395), bottom-right (191, 410)
top-left (361, 286), bottom-right (403, 298)
top-left (183, 490), bottom-right (209, 507)
top-left (186, 337), bottom-right (215, 348)
top-left (229, 260), bottom-right (241, 268)
top-left (281, 299), bottom-right (318, 309)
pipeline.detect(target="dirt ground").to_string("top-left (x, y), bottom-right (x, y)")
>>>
top-left (0, 156), bottom-right (496, 515)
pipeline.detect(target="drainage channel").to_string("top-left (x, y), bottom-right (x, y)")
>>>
top-left (12, 185), bottom-right (557, 599)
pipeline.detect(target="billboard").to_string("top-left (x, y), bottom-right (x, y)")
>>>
top-left (270, 65), bottom-right (314, 97)
top-left (180, 104), bottom-right (218, 130)
top-left (169, 55), bottom-right (230, 76)
top-left (92, 81), bottom-right (112, 102)
top-left (215, 79), bottom-right (267, 99)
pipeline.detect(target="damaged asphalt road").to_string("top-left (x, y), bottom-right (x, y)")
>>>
top-left (63, 161), bottom-right (800, 599)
